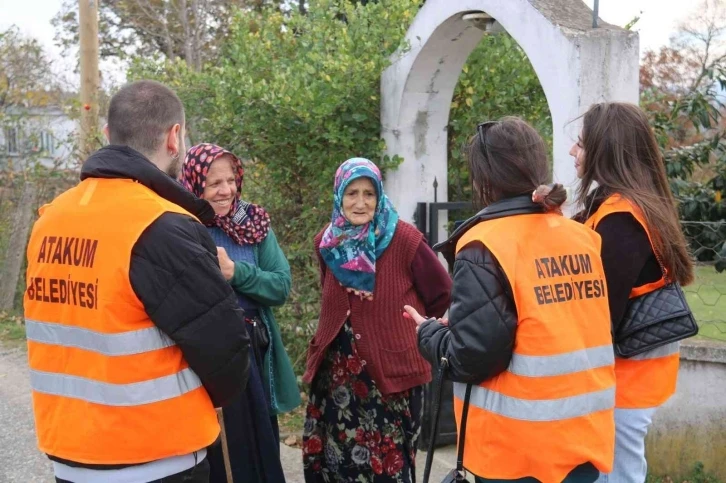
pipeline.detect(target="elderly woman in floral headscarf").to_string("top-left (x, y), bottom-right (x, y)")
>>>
top-left (182, 143), bottom-right (300, 483)
top-left (301, 158), bottom-right (452, 483)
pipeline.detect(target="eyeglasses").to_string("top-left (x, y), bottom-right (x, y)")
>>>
top-left (477, 121), bottom-right (499, 158)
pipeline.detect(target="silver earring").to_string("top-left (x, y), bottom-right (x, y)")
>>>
top-left (170, 151), bottom-right (179, 161)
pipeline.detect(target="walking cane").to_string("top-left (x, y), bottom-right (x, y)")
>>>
top-left (216, 408), bottom-right (234, 483)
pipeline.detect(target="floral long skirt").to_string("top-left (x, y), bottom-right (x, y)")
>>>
top-left (302, 322), bottom-right (424, 483)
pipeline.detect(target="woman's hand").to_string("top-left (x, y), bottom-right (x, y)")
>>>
top-left (403, 305), bottom-right (448, 332)
top-left (217, 247), bottom-right (235, 281)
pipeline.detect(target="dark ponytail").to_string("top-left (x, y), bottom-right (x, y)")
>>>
top-left (532, 183), bottom-right (567, 213)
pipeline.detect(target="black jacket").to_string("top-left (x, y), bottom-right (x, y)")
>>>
top-left (79, 146), bottom-right (251, 408)
top-left (418, 195), bottom-right (542, 383)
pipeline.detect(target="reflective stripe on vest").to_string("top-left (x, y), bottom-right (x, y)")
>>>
top-left (627, 341), bottom-right (680, 361)
top-left (461, 344), bottom-right (615, 421)
top-left (454, 383), bottom-right (615, 422)
top-left (26, 319), bottom-right (175, 356)
top-left (26, 318), bottom-right (198, 406)
top-left (30, 368), bottom-right (202, 406)
top-left (509, 344), bottom-right (614, 377)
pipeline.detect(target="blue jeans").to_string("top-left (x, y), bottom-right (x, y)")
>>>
top-left (596, 407), bottom-right (658, 483)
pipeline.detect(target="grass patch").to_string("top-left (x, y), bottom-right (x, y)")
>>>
top-left (685, 265), bottom-right (726, 341)
top-left (0, 311), bottom-right (25, 348)
top-left (279, 393), bottom-right (306, 448)
top-left (279, 394), bottom-right (306, 437)
top-left (647, 462), bottom-right (722, 483)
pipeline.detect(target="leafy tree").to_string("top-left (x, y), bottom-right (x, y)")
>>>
top-left (640, 0), bottom-right (726, 263)
top-left (52, 0), bottom-right (286, 71)
top-left (0, 27), bottom-right (81, 312)
top-left (0, 27), bottom-right (56, 111)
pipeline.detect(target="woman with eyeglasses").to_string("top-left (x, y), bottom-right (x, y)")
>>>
top-left (407, 117), bottom-right (616, 483)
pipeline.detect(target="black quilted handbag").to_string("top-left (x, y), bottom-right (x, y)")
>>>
top-left (615, 282), bottom-right (699, 358)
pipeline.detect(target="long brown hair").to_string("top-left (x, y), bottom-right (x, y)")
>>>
top-left (468, 117), bottom-right (566, 211)
top-left (576, 102), bottom-right (694, 285)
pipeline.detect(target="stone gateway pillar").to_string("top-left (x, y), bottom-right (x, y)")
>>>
top-left (381, 0), bottom-right (639, 239)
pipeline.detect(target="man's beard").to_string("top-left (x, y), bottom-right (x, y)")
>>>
top-left (166, 156), bottom-right (181, 180)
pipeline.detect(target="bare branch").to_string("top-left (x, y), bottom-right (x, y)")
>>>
top-left (51, 0), bottom-right (270, 67)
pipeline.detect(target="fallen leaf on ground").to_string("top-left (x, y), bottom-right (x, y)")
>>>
top-left (284, 435), bottom-right (299, 446)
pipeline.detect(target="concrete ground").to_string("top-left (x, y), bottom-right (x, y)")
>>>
top-left (280, 440), bottom-right (456, 483)
top-left (0, 345), bottom-right (455, 482)
top-left (0, 345), bottom-right (54, 482)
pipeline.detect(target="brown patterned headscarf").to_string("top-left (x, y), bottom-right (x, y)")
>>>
top-left (182, 143), bottom-right (270, 245)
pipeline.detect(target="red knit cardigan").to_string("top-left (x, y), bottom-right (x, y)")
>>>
top-left (303, 221), bottom-right (437, 395)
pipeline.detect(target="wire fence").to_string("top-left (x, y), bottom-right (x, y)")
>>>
top-left (681, 221), bottom-right (726, 342)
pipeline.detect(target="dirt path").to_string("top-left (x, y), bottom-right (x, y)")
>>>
top-left (0, 345), bottom-right (53, 482)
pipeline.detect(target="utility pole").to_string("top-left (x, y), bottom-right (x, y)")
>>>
top-left (79, 0), bottom-right (99, 161)
top-left (592, 0), bottom-right (600, 28)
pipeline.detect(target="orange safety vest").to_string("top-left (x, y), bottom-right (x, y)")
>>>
top-left (454, 213), bottom-right (615, 483)
top-left (586, 194), bottom-right (680, 409)
top-left (24, 178), bottom-right (220, 465)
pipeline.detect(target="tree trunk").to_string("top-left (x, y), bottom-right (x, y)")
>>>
top-left (159, 0), bottom-right (176, 61)
top-left (191, 0), bottom-right (204, 71)
top-left (0, 182), bottom-right (37, 312)
top-left (177, 0), bottom-right (195, 68)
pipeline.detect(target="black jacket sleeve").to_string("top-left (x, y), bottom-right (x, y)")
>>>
top-left (130, 212), bottom-right (251, 408)
top-left (418, 241), bottom-right (518, 383)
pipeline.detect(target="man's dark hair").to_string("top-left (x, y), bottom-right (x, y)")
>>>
top-left (107, 80), bottom-right (185, 156)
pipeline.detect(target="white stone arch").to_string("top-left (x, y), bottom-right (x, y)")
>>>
top-left (381, 0), bottom-right (639, 239)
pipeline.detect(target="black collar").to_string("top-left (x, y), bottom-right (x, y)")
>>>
top-left (572, 186), bottom-right (610, 223)
top-left (433, 194), bottom-right (544, 265)
top-left (80, 145), bottom-right (215, 224)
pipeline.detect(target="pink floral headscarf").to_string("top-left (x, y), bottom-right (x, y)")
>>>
top-left (182, 143), bottom-right (270, 245)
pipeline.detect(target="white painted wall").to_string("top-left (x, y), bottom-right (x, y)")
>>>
top-left (381, 0), bottom-right (640, 242)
